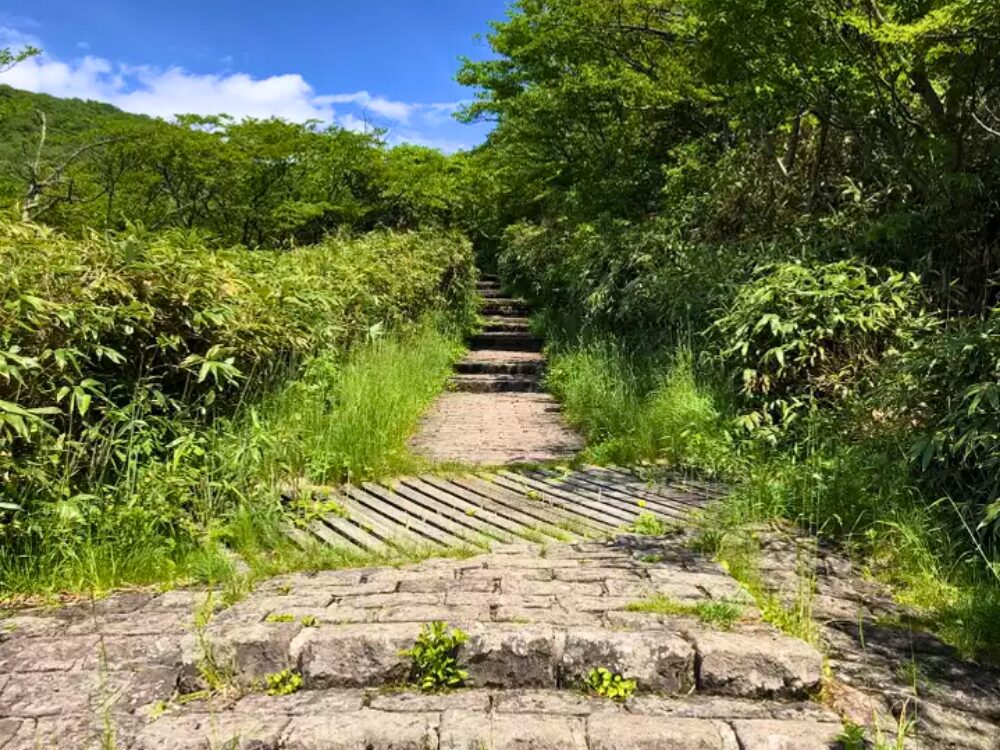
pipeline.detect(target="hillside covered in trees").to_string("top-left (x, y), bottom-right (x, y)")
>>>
top-left (2, 0), bottom-right (1000, 667)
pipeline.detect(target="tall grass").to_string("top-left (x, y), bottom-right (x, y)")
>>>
top-left (546, 342), bottom-right (732, 474)
top-left (0, 321), bottom-right (464, 598)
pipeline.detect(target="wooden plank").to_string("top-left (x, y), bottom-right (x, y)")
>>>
top-left (572, 467), bottom-right (707, 514)
top-left (493, 470), bottom-right (637, 526)
top-left (356, 483), bottom-right (473, 548)
top-left (408, 475), bottom-right (564, 541)
top-left (334, 491), bottom-right (425, 548)
top-left (490, 471), bottom-right (632, 529)
top-left (522, 471), bottom-right (660, 523)
top-left (454, 474), bottom-right (605, 536)
top-left (441, 475), bottom-right (579, 541)
top-left (589, 466), bottom-right (717, 505)
top-left (397, 477), bottom-right (543, 541)
top-left (602, 465), bottom-right (725, 498)
top-left (362, 482), bottom-right (489, 548)
top-left (386, 479), bottom-right (514, 544)
top-left (284, 523), bottom-right (317, 550)
top-left (533, 469), bottom-right (691, 519)
top-left (307, 516), bottom-right (380, 552)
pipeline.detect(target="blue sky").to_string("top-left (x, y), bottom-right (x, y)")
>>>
top-left (0, 2), bottom-right (508, 151)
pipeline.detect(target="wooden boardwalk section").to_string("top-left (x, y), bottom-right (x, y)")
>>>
top-left (287, 466), bottom-right (716, 553)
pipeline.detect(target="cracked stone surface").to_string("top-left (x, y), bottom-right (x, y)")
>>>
top-left (752, 531), bottom-right (1000, 750)
top-left (1, 535), bottom-right (997, 748)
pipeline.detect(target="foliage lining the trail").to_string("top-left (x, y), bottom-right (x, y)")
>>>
top-left (455, 0), bottom-right (1000, 662)
top-left (0, 222), bottom-right (475, 596)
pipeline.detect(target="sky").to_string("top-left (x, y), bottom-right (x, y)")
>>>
top-left (0, 1), bottom-right (509, 152)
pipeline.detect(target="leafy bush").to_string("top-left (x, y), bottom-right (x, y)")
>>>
top-left (713, 261), bottom-right (927, 431)
top-left (0, 221), bottom-right (475, 581)
top-left (403, 621), bottom-right (469, 691)
top-left (896, 309), bottom-right (1000, 546)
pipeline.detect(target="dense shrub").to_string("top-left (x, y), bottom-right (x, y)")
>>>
top-left (0, 221), bottom-right (475, 554)
top-left (895, 309), bottom-right (1000, 546)
top-left (500, 218), bottom-right (758, 339)
top-left (712, 261), bottom-right (928, 430)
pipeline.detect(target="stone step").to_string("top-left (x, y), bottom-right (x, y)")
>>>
top-left (455, 351), bottom-right (545, 375)
top-left (449, 374), bottom-right (542, 393)
top-left (479, 288), bottom-right (516, 299)
top-left (482, 317), bottom-right (531, 333)
top-left (470, 331), bottom-right (544, 352)
top-left (480, 299), bottom-right (531, 316)
top-left (133, 688), bottom-right (842, 750)
top-left (186, 621), bottom-right (823, 700)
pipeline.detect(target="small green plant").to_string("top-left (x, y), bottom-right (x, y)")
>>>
top-left (465, 508), bottom-right (477, 517)
top-left (837, 722), bottom-right (867, 750)
top-left (264, 669), bottom-right (303, 696)
top-left (639, 553), bottom-right (663, 564)
top-left (585, 667), bottom-right (636, 701)
top-left (300, 615), bottom-right (319, 627)
top-left (837, 714), bottom-right (913, 750)
top-left (628, 511), bottom-right (672, 536)
top-left (626, 594), bottom-right (743, 629)
top-left (525, 490), bottom-right (543, 501)
top-left (402, 621), bottom-right (469, 691)
top-left (265, 613), bottom-right (296, 623)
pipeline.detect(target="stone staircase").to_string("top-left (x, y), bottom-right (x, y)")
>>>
top-left (448, 276), bottom-right (546, 394)
top-left (138, 536), bottom-right (844, 750)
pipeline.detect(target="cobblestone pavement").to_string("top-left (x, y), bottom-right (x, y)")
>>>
top-left (2, 532), bottom-right (998, 749)
top-left (410, 392), bottom-right (585, 464)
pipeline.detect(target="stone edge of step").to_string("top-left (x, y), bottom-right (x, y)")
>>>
top-left (183, 620), bottom-right (824, 701)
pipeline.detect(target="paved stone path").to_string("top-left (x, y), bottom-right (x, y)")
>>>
top-left (411, 276), bottom-right (583, 464)
top-left (2, 523), bottom-right (999, 747)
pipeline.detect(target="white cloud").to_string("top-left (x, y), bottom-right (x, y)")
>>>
top-left (0, 31), bottom-right (478, 152)
top-left (321, 91), bottom-right (415, 123)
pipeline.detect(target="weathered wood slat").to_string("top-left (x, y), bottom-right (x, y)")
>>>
top-left (531, 469), bottom-right (690, 520)
top-left (490, 471), bottom-right (631, 528)
top-left (364, 481), bottom-right (490, 548)
top-left (308, 516), bottom-right (382, 552)
top-left (571, 467), bottom-right (706, 515)
top-left (334, 492), bottom-right (426, 548)
top-left (438, 475), bottom-right (582, 539)
top-left (399, 476), bottom-right (547, 541)
top-left (589, 466), bottom-right (717, 505)
top-left (287, 468), bottom-right (713, 553)
top-left (357, 483), bottom-right (475, 548)
top-left (455, 474), bottom-right (605, 536)
top-left (413, 475), bottom-right (567, 541)
top-left (386, 479), bottom-right (513, 544)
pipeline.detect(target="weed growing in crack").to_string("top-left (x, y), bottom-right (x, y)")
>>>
top-left (626, 594), bottom-right (743, 629)
top-left (585, 667), bottom-right (636, 701)
top-left (264, 669), bottom-right (303, 696)
top-left (837, 714), bottom-right (913, 750)
top-left (628, 511), bottom-right (674, 536)
top-left (403, 621), bottom-right (469, 691)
